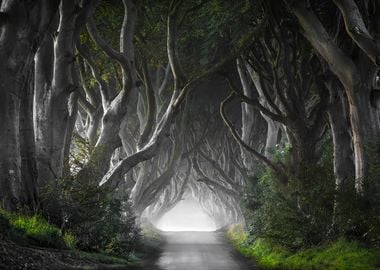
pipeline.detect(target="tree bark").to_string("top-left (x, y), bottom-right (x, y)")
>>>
top-left (287, 0), bottom-right (380, 194)
top-left (0, 0), bottom-right (58, 210)
top-left (326, 80), bottom-right (355, 188)
top-left (244, 61), bottom-right (281, 158)
top-left (20, 65), bottom-right (39, 210)
top-left (236, 59), bottom-right (267, 167)
top-left (34, 1), bottom-right (79, 188)
top-left (34, 34), bottom-right (56, 188)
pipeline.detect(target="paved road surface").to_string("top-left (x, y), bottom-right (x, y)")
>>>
top-left (142, 231), bottom-right (259, 270)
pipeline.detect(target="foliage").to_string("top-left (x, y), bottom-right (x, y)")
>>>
top-left (41, 136), bottom-right (141, 256)
top-left (241, 140), bottom-right (335, 249)
top-left (365, 139), bottom-right (380, 246)
top-left (333, 139), bottom-right (380, 247)
top-left (177, 0), bottom-right (258, 75)
top-left (242, 137), bottom-right (380, 250)
top-left (226, 225), bottom-right (380, 270)
top-left (63, 231), bottom-right (77, 249)
top-left (0, 209), bottom-right (74, 249)
top-left (236, 134), bottom-right (380, 269)
top-left (135, 224), bottom-right (165, 255)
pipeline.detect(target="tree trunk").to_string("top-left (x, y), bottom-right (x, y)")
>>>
top-left (34, 34), bottom-right (55, 188)
top-left (20, 65), bottom-right (39, 211)
top-left (0, 0), bottom-right (58, 210)
top-left (49, 0), bottom-right (79, 180)
top-left (237, 59), bottom-right (267, 167)
top-left (326, 82), bottom-right (355, 227)
top-left (347, 83), bottom-right (379, 194)
top-left (287, 0), bottom-right (380, 194)
top-left (265, 119), bottom-right (281, 158)
top-left (327, 83), bottom-right (355, 189)
top-left (34, 0), bottom-right (79, 187)
top-left (63, 92), bottom-right (79, 178)
top-left (244, 61), bottom-right (281, 158)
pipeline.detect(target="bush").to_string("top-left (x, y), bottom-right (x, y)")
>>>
top-left (331, 139), bottom-right (380, 247)
top-left (135, 224), bottom-right (165, 255)
top-left (241, 138), bottom-right (352, 249)
top-left (40, 135), bottom-right (140, 255)
top-left (242, 166), bottom-right (335, 249)
top-left (63, 231), bottom-right (77, 249)
top-left (236, 136), bottom-right (380, 269)
top-left (41, 174), bottom-right (140, 254)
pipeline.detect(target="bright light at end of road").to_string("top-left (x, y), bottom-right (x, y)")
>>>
top-left (157, 197), bottom-right (216, 232)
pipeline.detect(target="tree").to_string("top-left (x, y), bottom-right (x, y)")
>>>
top-left (0, 0), bottom-right (59, 211)
top-left (285, 0), bottom-right (380, 194)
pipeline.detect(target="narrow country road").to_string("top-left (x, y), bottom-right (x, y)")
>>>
top-left (141, 231), bottom-right (259, 270)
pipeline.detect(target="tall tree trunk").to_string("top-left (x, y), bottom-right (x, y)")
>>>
top-left (0, 0), bottom-right (58, 211)
top-left (237, 59), bottom-right (267, 168)
top-left (287, 0), bottom-right (380, 194)
top-left (49, 0), bottom-right (78, 181)
top-left (327, 81), bottom-right (355, 189)
top-left (34, 34), bottom-right (55, 188)
top-left (35, 0), bottom-right (79, 188)
top-left (63, 91), bottom-right (79, 178)
top-left (347, 84), bottom-right (376, 194)
top-left (265, 120), bottom-right (280, 157)
top-left (244, 61), bottom-right (281, 158)
top-left (20, 65), bottom-right (39, 211)
top-left (326, 81), bottom-right (355, 227)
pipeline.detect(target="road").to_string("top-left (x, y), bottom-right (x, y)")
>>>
top-left (141, 231), bottom-right (259, 270)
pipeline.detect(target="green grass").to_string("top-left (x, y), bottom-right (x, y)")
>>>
top-left (0, 209), bottom-right (143, 268)
top-left (226, 224), bottom-right (380, 270)
top-left (0, 209), bottom-right (73, 249)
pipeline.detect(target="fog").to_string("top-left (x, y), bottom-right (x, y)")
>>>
top-left (157, 196), bottom-right (216, 231)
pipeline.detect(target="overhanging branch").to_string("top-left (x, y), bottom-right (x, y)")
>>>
top-left (220, 92), bottom-right (288, 185)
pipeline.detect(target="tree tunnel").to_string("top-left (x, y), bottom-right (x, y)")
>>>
top-left (155, 195), bottom-right (216, 231)
top-left (2, 1), bottom-right (380, 268)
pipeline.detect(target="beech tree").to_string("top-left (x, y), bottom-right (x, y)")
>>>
top-left (285, 0), bottom-right (380, 194)
top-left (0, 0), bottom-right (59, 211)
top-left (1, 0), bottom-right (378, 242)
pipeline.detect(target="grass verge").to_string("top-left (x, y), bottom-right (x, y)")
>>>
top-left (0, 208), bottom-right (72, 249)
top-left (0, 209), bottom-right (140, 268)
top-left (226, 224), bottom-right (380, 270)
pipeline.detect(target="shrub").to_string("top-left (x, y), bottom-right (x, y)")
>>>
top-left (242, 168), bottom-right (335, 249)
top-left (135, 224), bottom-right (165, 255)
top-left (241, 138), bottom-right (336, 249)
top-left (63, 231), bottom-right (77, 249)
top-left (41, 175), bottom-right (140, 254)
top-left (40, 135), bottom-right (140, 255)
top-left (332, 139), bottom-right (380, 247)
top-left (237, 136), bottom-right (380, 268)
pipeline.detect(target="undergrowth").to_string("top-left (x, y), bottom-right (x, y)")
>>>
top-left (41, 136), bottom-right (141, 256)
top-left (232, 139), bottom-right (380, 269)
top-left (0, 209), bottom-right (162, 267)
top-left (0, 209), bottom-right (73, 249)
top-left (226, 224), bottom-right (380, 270)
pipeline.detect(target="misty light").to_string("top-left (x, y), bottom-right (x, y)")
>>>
top-left (157, 196), bottom-right (216, 231)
